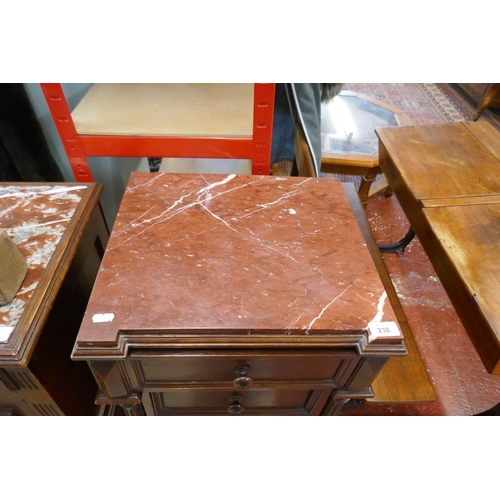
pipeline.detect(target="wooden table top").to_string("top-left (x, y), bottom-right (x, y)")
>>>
top-left (376, 121), bottom-right (500, 201)
top-left (423, 201), bottom-right (500, 330)
top-left (422, 200), bottom-right (500, 372)
top-left (71, 83), bottom-right (254, 138)
top-left (0, 183), bottom-right (102, 365)
top-left (321, 91), bottom-right (412, 169)
top-left (376, 120), bottom-right (500, 373)
top-left (74, 173), bottom-right (402, 353)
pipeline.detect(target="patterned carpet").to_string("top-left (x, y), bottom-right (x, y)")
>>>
top-left (344, 82), bottom-right (500, 129)
top-left (439, 83), bottom-right (500, 129)
top-left (345, 82), bottom-right (465, 125)
top-left (326, 83), bottom-right (500, 187)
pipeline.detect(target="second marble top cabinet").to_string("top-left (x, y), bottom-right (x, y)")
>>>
top-left (0, 183), bottom-right (107, 416)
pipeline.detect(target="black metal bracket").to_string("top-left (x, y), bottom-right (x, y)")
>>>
top-left (378, 227), bottom-right (416, 255)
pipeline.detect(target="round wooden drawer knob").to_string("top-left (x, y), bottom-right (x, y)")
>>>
top-left (228, 396), bottom-right (244, 415)
top-left (233, 366), bottom-right (253, 388)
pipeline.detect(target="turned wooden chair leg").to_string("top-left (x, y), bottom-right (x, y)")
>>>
top-left (148, 157), bottom-right (162, 173)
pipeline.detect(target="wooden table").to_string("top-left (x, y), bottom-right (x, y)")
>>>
top-left (321, 91), bottom-right (411, 205)
top-left (376, 120), bottom-right (500, 374)
top-left (0, 183), bottom-right (108, 415)
top-left (72, 172), bottom-right (409, 416)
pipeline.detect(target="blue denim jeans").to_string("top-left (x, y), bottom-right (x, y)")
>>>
top-left (270, 83), bottom-right (295, 165)
top-left (270, 84), bottom-right (322, 174)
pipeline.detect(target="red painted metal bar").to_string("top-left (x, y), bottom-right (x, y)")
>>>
top-left (252, 83), bottom-right (275, 175)
top-left (79, 135), bottom-right (253, 159)
top-left (40, 83), bottom-right (94, 182)
top-left (41, 83), bottom-right (276, 179)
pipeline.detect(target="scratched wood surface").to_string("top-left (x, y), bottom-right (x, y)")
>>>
top-left (422, 202), bottom-right (500, 373)
top-left (376, 120), bottom-right (500, 378)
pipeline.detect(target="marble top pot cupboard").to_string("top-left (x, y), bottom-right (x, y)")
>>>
top-left (0, 183), bottom-right (108, 416)
top-left (72, 173), bottom-right (406, 416)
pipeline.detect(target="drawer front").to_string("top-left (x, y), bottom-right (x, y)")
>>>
top-left (148, 389), bottom-right (330, 416)
top-left (134, 352), bottom-right (355, 387)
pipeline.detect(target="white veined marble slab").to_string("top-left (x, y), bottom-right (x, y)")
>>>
top-left (0, 185), bottom-right (86, 340)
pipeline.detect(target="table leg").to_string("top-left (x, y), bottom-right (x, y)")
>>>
top-left (148, 157), bottom-right (162, 172)
top-left (384, 184), bottom-right (394, 198)
top-left (358, 173), bottom-right (377, 206)
top-left (120, 402), bottom-right (145, 416)
top-left (473, 83), bottom-right (500, 121)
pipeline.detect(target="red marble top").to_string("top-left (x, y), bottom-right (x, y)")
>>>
top-left (76, 173), bottom-right (397, 347)
top-left (0, 184), bottom-right (88, 344)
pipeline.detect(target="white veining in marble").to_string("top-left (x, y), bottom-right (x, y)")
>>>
top-left (79, 173), bottom-right (397, 342)
top-left (370, 290), bottom-right (388, 324)
top-left (0, 185), bottom-right (84, 333)
top-left (304, 281), bottom-right (356, 334)
top-left (0, 326), bottom-right (14, 343)
top-left (0, 281), bottom-right (38, 330)
top-left (111, 176), bottom-right (312, 271)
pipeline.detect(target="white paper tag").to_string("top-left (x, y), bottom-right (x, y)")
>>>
top-left (0, 326), bottom-right (14, 343)
top-left (367, 321), bottom-right (402, 342)
top-left (92, 313), bottom-right (115, 323)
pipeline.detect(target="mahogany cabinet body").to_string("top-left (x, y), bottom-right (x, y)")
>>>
top-left (87, 348), bottom-right (388, 416)
top-left (73, 173), bottom-right (406, 416)
top-left (0, 183), bottom-right (108, 416)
